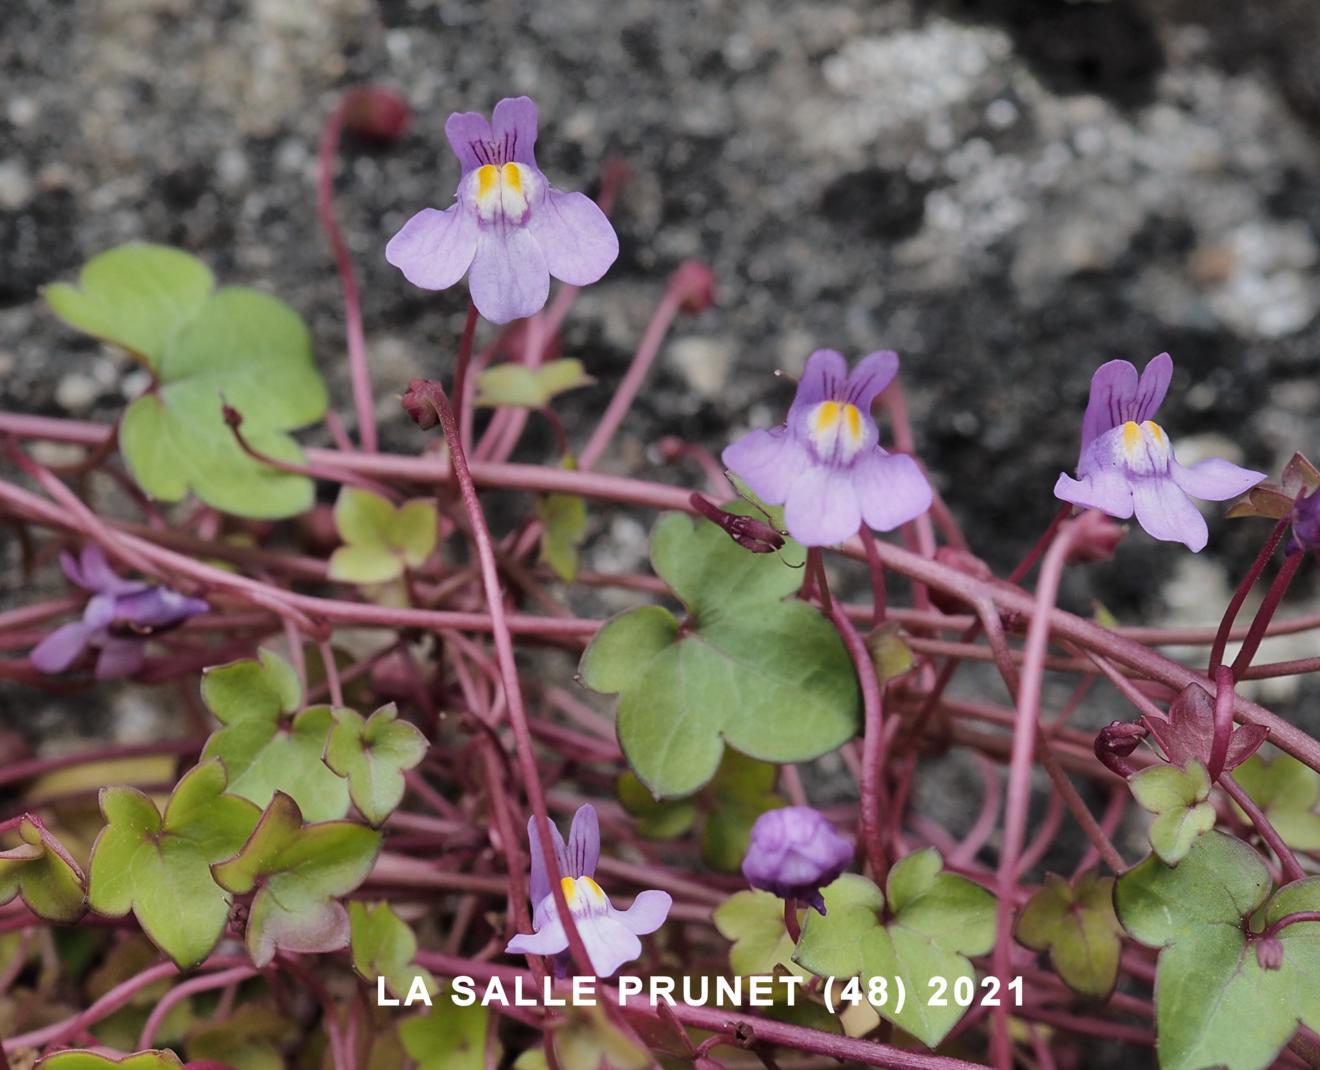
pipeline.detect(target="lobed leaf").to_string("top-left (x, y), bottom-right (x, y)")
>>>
top-left (35, 1053), bottom-right (183, 1070)
top-left (474, 358), bottom-right (593, 408)
top-left (1231, 752), bottom-right (1320, 851)
top-left (1129, 760), bottom-right (1215, 864)
top-left (713, 890), bottom-right (807, 978)
top-left (325, 704), bottom-right (428, 826)
top-left (329, 488), bottom-right (438, 585)
top-left (349, 900), bottom-right (436, 1000)
top-left (1016, 871), bottom-right (1122, 998)
top-left (399, 990), bottom-right (495, 1070)
top-left (0, 815), bottom-right (86, 923)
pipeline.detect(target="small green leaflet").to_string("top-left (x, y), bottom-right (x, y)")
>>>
top-left (349, 900), bottom-right (436, 1001)
top-left (1129, 759), bottom-right (1215, 864)
top-left (0, 815), bottom-right (86, 923)
top-left (200, 649), bottom-right (351, 822)
top-left (1016, 871), bottom-right (1122, 998)
top-left (212, 792), bottom-right (382, 968)
top-left (328, 487), bottom-right (439, 585)
top-left (713, 890), bottom-right (809, 979)
top-left (1231, 751), bottom-right (1320, 851)
top-left (510, 1008), bottom-right (649, 1070)
top-left (400, 990), bottom-right (495, 1070)
top-left (474, 358), bottom-right (593, 408)
top-left (185, 1005), bottom-right (296, 1070)
top-left (537, 491), bottom-right (588, 583)
top-left (45, 244), bottom-right (327, 518)
top-left (88, 760), bottom-right (260, 967)
top-left (579, 507), bottom-right (859, 798)
top-left (326, 704), bottom-right (429, 827)
top-left (1117, 831), bottom-right (1320, 1070)
top-left (35, 1053), bottom-right (183, 1070)
top-left (794, 849), bottom-right (996, 1048)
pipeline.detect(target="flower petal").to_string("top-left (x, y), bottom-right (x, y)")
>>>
top-left (1131, 477), bottom-right (1208, 551)
top-left (506, 915), bottom-right (568, 958)
top-left (444, 110), bottom-right (495, 173)
top-left (1171, 457), bottom-right (1265, 502)
top-left (385, 206), bottom-right (480, 292)
top-left (1080, 360), bottom-right (1140, 455)
top-left (784, 466), bottom-right (861, 547)
top-left (526, 189), bottom-right (618, 286)
top-left (565, 805), bottom-right (600, 880)
top-left (790, 350), bottom-right (850, 413)
top-left (527, 816), bottom-right (568, 908)
top-left (468, 227), bottom-right (550, 324)
top-left (30, 621), bottom-right (91, 673)
top-left (576, 912), bottom-right (643, 978)
top-left (721, 428), bottom-right (811, 506)
top-left (1131, 352), bottom-right (1173, 424)
top-left (612, 889), bottom-right (672, 936)
top-left (853, 451), bottom-right (932, 532)
top-left (844, 351), bottom-right (900, 413)
top-left (95, 638), bottom-right (146, 680)
top-left (491, 96), bottom-right (539, 167)
top-left (1054, 470), bottom-right (1134, 519)
top-left (115, 588), bottom-right (210, 630)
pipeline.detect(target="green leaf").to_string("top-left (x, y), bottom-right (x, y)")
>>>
top-left (212, 792), bottom-right (382, 967)
top-left (616, 772), bottom-right (697, 839)
top-left (201, 650), bottom-right (351, 822)
top-left (474, 358), bottom-right (593, 408)
top-left (349, 901), bottom-right (437, 1001)
top-left (1129, 759), bottom-right (1215, 864)
top-left (713, 890), bottom-right (808, 978)
top-left (700, 750), bottom-right (784, 872)
top-left (866, 621), bottom-right (915, 683)
top-left (536, 1007), bottom-right (651, 1070)
top-left (794, 849), bottom-right (996, 1048)
top-left (399, 989), bottom-right (495, 1070)
top-left (35, 1053), bottom-right (183, 1070)
top-left (579, 509), bottom-right (859, 798)
top-left (329, 488), bottom-right (438, 585)
top-left (1016, 871), bottom-right (1122, 998)
top-left (88, 760), bottom-right (261, 967)
top-left (43, 244), bottom-right (214, 367)
top-left (326, 704), bottom-right (428, 827)
top-left (1231, 752), bottom-right (1320, 851)
top-left (0, 815), bottom-right (86, 923)
top-left (537, 491), bottom-right (588, 583)
top-left (186, 1005), bottom-right (296, 1070)
top-left (1116, 831), bottom-right (1320, 1070)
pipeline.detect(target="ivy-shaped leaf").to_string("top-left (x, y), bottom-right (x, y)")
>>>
top-left (713, 890), bottom-right (808, 978)
top-left (537, 491), bottom-right (588, 583)
top-left (1016, 871), bottom-right (1122, 998)
top-left (1129, 759), bottom-right (1215, 865)
top-left (200, 649), bottom-right (351, 822)
top-left (35, 1053), bottom-right (183, 1070)
top-left (212, 792), bottom-right (382, 968)
top-left (325, 705), bottom-right (428, 827)
top-left (509, 1008), bottom-right (649, 1070)
top-left (399, 989), bottom-right (495, 1070)
top-left (1117, 831), bottom-right (1320, 1070)
top-left (794, 849), bottom-right (996, 1048)
top-left (1231, 752), bottom-right (1320, 851)
top-left (579, 508), bottom-right (859, 798)
top-left (0, 815), bottom-right (86, 923)
top-left (88, 760), bottom-right (261, 968)
top-left (328, 488), bottom-right (438, 585)
top-left (186, 1005), bottom-right (296, 1070)
top-left (45, 243), bottom-right (327, 518)
top-left (349, 901), bottom-right (436, 1000)
top-left (616, 772), bottom-right (698, 839)
top-left (474, 358), bottom-right (593, 408)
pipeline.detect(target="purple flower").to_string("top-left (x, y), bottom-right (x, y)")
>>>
top-left (1288, 488), bottom-right (1320, 555)
top-left (30, 547), bottom-right (209, 680)
top-left (742, 806), bottom-right (854, 914)
top-left (505, 804), bottom-right (671, 978)
top-left (1054, 354), bottom-right (1265, 552)
top-left (385, 96), bottom-right (618, 325)
top-left (722, 350), bottom-right (932, 547)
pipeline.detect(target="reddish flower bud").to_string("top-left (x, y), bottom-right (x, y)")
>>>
top-left (670, 260), bottom-right (717, 314)
top-left (1257, 935), bottom-right (1284, 971)
top-left (1095, 720), bottom-right (1149, 777)
top-left (1287, 488), bottom-right (1320, 555)
top-left (690, 494), bottom-right (784, 554)
top-left (401, 378), bottom-right (445, 431)
top-left (1066, 511), bottom-right (1125, 563)
top-left (342, 86), bottom-right (411, 144)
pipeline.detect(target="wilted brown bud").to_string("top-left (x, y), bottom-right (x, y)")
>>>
top-left (1095, 720), bottom-right (1149, 777)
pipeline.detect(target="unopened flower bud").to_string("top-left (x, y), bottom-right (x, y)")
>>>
top-left (1287, 489), bottom-right (1320, 556)
top-left (690, 494), bottom-right (783, 554)
top-left (1095, 721), bottom-right (1149, 777)
top-left (742, 806), bottom-right (853, 915)
top-left (401, 378), bottom-right (444, 431)
top-left (670, 260), bottom-right (717, 314)
top-left (1066, 512), bottom-right (1125, 563)
top-left (342, 86), bottom-right (411, 144)
top-left (1257, 935), bottom-right (1284, 971)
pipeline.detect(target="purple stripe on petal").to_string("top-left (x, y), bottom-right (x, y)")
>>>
top-left (385, 206), bottom-right (480, 292)
top-left (565, 804), bottom-right (600, 879)
top-left (444, 110), bottom-right (496, 173)
top-left (1054, 470), bottom-right (1135, 519)
top-left (1170, 457), bottom-right (1265, 502)
top-left (468, 228), bottom-right (550, 324)
top-left (784, 466), bottom-right (862, 547)
top-left (1080, 360), bottom-right (1140, 456)
top-left (491, 96), bottom-right (539, 167)
top-left (721, 428), bottom-right (811, 506)
top-left (526, 189), bottom-right (618, 286)
top-left (94, 637), bottom-right (146, 680)
top-left (844, 351), bottom-right (900, 413)
top-left (1131, 352), bottom-right (1173, 424)
top-left (30, 621), bottom-right (91, 673)
top-left (613, 889), bottom-right (672, 936)
top-left (791, 350), bottom-right (849, 412)
top-left (1131, 477), bottom-right (1208, 551)
top-left (853, 451), bottom-right (932, 533)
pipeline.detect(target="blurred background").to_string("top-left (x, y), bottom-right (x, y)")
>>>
top-left (2, 0), bottom-right (1318, 706)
